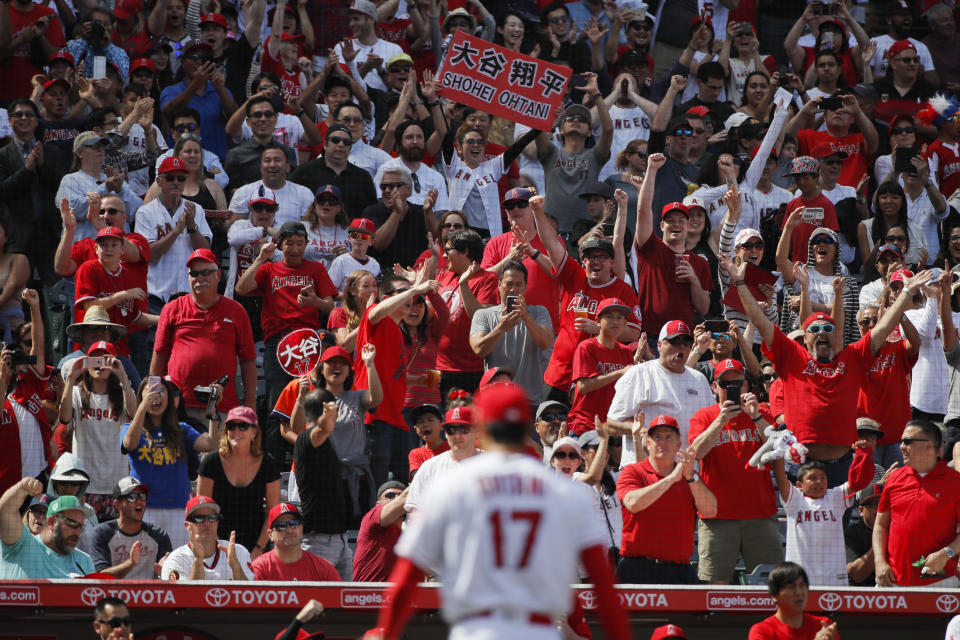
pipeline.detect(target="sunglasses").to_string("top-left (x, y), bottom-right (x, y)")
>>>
top-left (503, 201), bottom-right (528, 211)
top-left (102, 207), bottom-right (124, 216)
top-left (98, 616), bottom-right (133, 628)
top-left (316, 196), bottom-right (340, 205)
top-left (553, 450), bottom-right (580, 460)
top-left (858, 317), bottom-right (877, 327)
top-left (761, 373), bottom-right (778, 382)
top-left (670, 128), bottom-right (694, 137)
top-left (226, 422), bottom-right (253, 431)
top-left (249, 110), bottom-right (275, 119)
top-left (711, 332), bottom-right (733, 340)
top-left (250, 203), bottom-right (278, 212)
top-left (806, 323), bottom-right (835, 334)
top-left (442, 222), bottom-right (464, 230)
top-left (340, 115), bottom-right (364, 124)
top-left (690, 128), bottom-right (706, 135)
top-left (57, 480), bottom-right (84, 487)
top-left (892, 126), bottom-right (915, 135)
top-left (120, 492), bottom-right (147, 503)
top-left (272, 518), bottom-right (302, 531)
top-left (189, 268), bottom-right (217, 278)
top-left (811, 236), bottom-right (836, 246)
top-left (389, 64), bottom-right (413, 72)
top-left (629, 22), bottom-right (652, 30)
top-left (666, 337), bottom-right (694, 347)
top-left (900, 437), bottom-right (931, 446)
top-left (443, 246), bottom-right (457, 254)
top-left (348, 230), bottom-right (372, 239)
top-left (380, 182), bottom-right (404, 191)
top-left (540, 412), bottom-right (567, 422)
top-left (885, 235), bottom-right (907, 243)
top-left (327, 136), bottom-right (351, 146)
top-left (56, 514), bottom-right (85, 530)
top-left (564, 115), bottom-right (588, 123)
top-left (9, 111), bottom-right (36, 119)
top-left (548, 16), bottom-right (569, 23)
top-left (444, 424), bottom-right (471, 435)
top-left (174, 123), bottom-right (199, 133)
top-left (162, 174), bottom-right (187, 182)
top-left (740, 241), bottom-right (764, 250)
top-left (188, 514), bottom-right (220, 524)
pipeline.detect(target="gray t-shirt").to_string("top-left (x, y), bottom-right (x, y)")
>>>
top-left (470, 304), bottom-right (553, 405)
top-left (540, 144), bottom-right (608, 233)
top-left (946, 341), bottom-right (960, 424)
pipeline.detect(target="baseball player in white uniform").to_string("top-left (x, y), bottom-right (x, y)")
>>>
top-left (363, 383), bottom-right (630, 640)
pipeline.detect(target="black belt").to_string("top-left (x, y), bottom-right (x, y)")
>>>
top-left (625, 555), bottom-right (689, 566)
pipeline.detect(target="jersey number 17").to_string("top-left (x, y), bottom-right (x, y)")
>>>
top-left (489, 509), bottom-right (543, 568)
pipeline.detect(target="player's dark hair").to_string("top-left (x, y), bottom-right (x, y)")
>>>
top-left (541, 1), bottom-right (569, 21)
top-left (697, 61), bottom-right (726, 83)
top-left (245, 95), bottom-right (274, 116)
top-left (304, 388), bottom-right (336, 423)
top-left (7, 98), bottom-right (38, 118)
top-left (324, 75), bottom-right (352, 96)
top-left (767, 561), bottom-right (809, 596)
top-left (814, 48), bottom-right (842, 68)
top-left (95, 596), bottom-right (126, 617)
top-left (379, 274), bottom-right (411, 297)
top-left (487, 420), bottom-right (527, 445)
top-left (904, 418), bottom-right (943, 450)
top-left (171, 107), bottom-right (202, 125)
top-left (795, 460), bottom-right (826, 484)
top-left (334, 102), bottom-right (363, 120)
top-left (251, 72), bottom-right (281, 93)
top-left (447, 229), bottom-right (484, 262)
top-left (123, 83), bottom-right (149, 100)
top-left (86, 106), bottom-right (120, 130)
top-left (500, 260), bottom-right (528, 282)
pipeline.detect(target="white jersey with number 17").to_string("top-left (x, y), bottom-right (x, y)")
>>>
top-left (395, 452), bottom-right (607, 624)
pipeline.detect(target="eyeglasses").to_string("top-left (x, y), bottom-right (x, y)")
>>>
top-left (250, 202), bottom-right (278, 212)
top-left (582, 252), bottom-right (611, 261)
top-left (97, 616), bottom-right (132, 628)
top-left (553, 450), bottom-right (580, 460)
top-left (340, 115), bottom-right (364, 124)
top-left (666, 337), bottom-right (694, 347)
top-left (895, 56), bottom-right (920, 64)
top-left (189, 268), bottom-right (217, 278)
top-left (885, 235), bottom-right (907, 243)
top-left (690, 128), bottom-right (706, 135)
top-left (188, 514), bottom-right (221, 524)
top-left (162, 174), bottom-right (187, 182)
top-left (102, 207), bottom-right (124, 216)
top-left (120, 492), bottom-right (147, 503)
top-left (56, 514), bottom-right (86, 530)
top-left (315, 197), bottom-right (339, 205)
top-left (272, 518), bottom-right (302, 531)
top-left (564, 115), bottom-right (588, 123)
top-left (811, 236), bottom-right (836, 246)
top-left (249, 110), bottom-right (276, 119)
top-left (503, 200), bottom-right (528, 211)
top-left (186, 53), bottom-right (213, 62)
top-left (806, 323), bottom-right (835, 334)
top-left (739, 241), bottom-right (764, 250)
top-left (327, 136), bottom-right (351, 146)
top-left (57, 480), bottom-right (84, 487)
top-left (380, 182), bottom-right (404, 191)
top-left (462, 138), bottom-right (485, 145)
top-left (9, 111), bottom-right (35, 119)
top-left (381, 491), bottom-right (403, 500)
top-left (174, 123), bottom-right (199, 133)
top-left (711, 332), bottom-right (733, 340)
top-left (858, 316), bottom-right (877, 327)
top-left (761, 373), bottom-right (778, 382)
top-left (900, 437), bottom-right (931, 446)
top-left (629, 22), bottom-right (652, 31)
top-left (540, 412), bottom-right (567, 422)
top-left (892, 126), bottom-right (915, 135)
top-left (444, 424), bottom-right (471, 435)
top-left (670, 128), bottom-right (694, 137)
top-left (226, 422), bottom-right (253, 431)
top-left (442, 221), bottom-right (465, 230)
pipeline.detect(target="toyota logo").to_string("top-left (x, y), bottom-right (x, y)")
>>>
top-left (818, 593), bottom-right (842, 611)
top-left (577, 590), bottom-right (598, 610)
top-left (205, 587), bottom-right (230, 607)
top-left (938, 594), bottom-right (960, 613)
top-left (80, 587), bottom-right (106, 607)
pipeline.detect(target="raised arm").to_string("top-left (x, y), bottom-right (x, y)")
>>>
top-left (634, 153), bottom-right (664, 248)
top-left (871, 270), bottom-right (934, 353)
top-left (0, 477), bottom-right (43, 546)
top-left (612, 188), bottom-right (628, 280)
top-left (940, 267), bottom-right (958, 354)
top-left (776, 206), bottom-right (804, 282)
top-left (720, 254), bottom-right (775, 346)
top-left (529, 194), bottom-right (566, 270)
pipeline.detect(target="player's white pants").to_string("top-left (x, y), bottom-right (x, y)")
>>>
top-left (449, 617), bottom-right (561, 640)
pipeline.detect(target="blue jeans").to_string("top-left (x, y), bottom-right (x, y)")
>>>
top-left (368, 420), bottom-right (419, 485)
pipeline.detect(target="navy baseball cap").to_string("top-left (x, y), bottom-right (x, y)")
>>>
top-left (502, 187), bottom-right (535, 206)
top-left (315, 184), bottom-right (343, 201)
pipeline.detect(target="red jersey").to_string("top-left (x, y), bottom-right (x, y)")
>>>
top-left (408, 441), bottom-right (449, 479)
top-left (925, 139), bottom-right (960, 199)
top-left (70, 233), bottom-right (150, 286)
top-left (797, 129), bottom-right (869, 188)
top-left (250, 548), bottom-right (340, 581)
top-left (435, 269), bottom-right (499, 373)
top-left (688, 405), bottom-right (778, 520)
top-left (326, 306), bottom-right (349, 331)
top-left (3, 3), bottom-right (65, 100)
top-left (352, 503), bottom-right (403, 582)
top-left (567, 338), bottom-right (634, 436)
top-left (413, 250), bottom-right (449, 275)
top-left (768, 377), bottom-right (785, 418)
top-left (250, 260), bottom-right (337, 340)
top-left (544, 255), bottom-right (641, 391)
top-left (261, 45), bottom-right (302, 99)
top-left (762, 325), bottom-right (873, 446)
top-left (375, 18), bottom-right (411, 51)
top-left (354, 306), bottom-right (407, 429)
top-left (153, 294), bottom-right (256, 409)
top-left (634, 234), bottom-right (713, 336)
top-left (856, 339), bottom-right (916, 445)
top-left (782, 193), bottom-right (839, 262)
top-left (878, 459), bottom-right (960, 586)
top-left (73, 261), bottom-right (144, 356)
top-left (801, 46), bottom-right (858, 87)
top-left (113, 29), bottom-right (153, 59)
top-left (481, 230), bottom-right (560, 333)
top-left (749, 613), bottom-right (838, 640)
top-left (617, 458), bottom-right (697, 563)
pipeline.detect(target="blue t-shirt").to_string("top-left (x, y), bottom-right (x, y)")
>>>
top-left (159, 81), bottom-right (232, 161)
top-left (0, 524), bottom-right (95, 579)
top-left (121, 421), bottom-right (201, 509)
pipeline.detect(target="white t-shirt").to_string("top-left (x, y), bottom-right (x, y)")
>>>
top-left (395, 452), bottom-right (606, 623)
top-left (228, 180), bottom-right (314, 226)
top-left (123, 123), bottom-right (168, 197)
top-left (858, 277), bottom-right (884, 308)
top-left (12, 399), bottom-right (45, 481)
top-left (349, 141), bottom-right (393, 180)
top-left (326, 253), bottom-right (381, 290)
top-left (239, 113), bottom-right (305, 162)
top-left (224, 220), bottom-right (282, 298)
top-left (334, 38), bottom-right (404, 92)
top-left (599, 103), bottom-right (650, 181)
top-left (905, 187), bottom-right (948, 265)
top-left (70, 387), bottom-right (129, 495)
top-left (304, 224), bottom-right (351, 267)
top-left (784, 483), bottom-right (852, 586)
top-left (607, 360), bottom-right (715, 468)
top-left (160, 540), bottom-right (254, 581)
top-left (405, 449), bottom-right (481, 514)
top-left (373, 157), bottom-right (450, 213)
top-left (869, 35), bottom-right (934, 78)
top-left (133, 198), bottom-right (213, 302)
top-left (905, 297), bottom-right (948, 414)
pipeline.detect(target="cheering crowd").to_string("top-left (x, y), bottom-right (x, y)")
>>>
top-left (1, 0), bottom-right (960, 631)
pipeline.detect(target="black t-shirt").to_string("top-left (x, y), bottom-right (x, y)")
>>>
top-left (294, 428), bottom-right (351, 534)
top-left (289, 157), bottom-right (378, 220)
top-left (218, 37), bottom-right (257, 104)
top-left (363, 200), bottom-right (428, 270)
top-left (38, 118), bottom-right (84, 173)
top-left (198, 451), bottom-right (281, 550)
top-left (844, 519), bottom-right (875, 586)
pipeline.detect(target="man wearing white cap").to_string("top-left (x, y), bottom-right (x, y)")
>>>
top-left (333, 0), bottom-right (404, 93)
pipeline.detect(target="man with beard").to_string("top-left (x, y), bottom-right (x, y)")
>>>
top-left (869, 2), bottom-right (938, 87)
top-left (373, 120), bottom-right (449, 212)
top-left (224, 95), bottom-right (297, 192)
top-left (225, 75), bottom-right (322, 160)
top-left (0, 478), bottom-right (96, 578)
top-left (535, 400), bottom-right (568, 462)
top-left (1, 0), bottom-right (65, 101)
top-left (89, 477), bottom-right (172, 579)
top-left (228, 145), bottom-right (313, 225)
top-left (291, 125), bottom-right (377, 218)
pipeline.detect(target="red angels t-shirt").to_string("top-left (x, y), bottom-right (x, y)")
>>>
top-left (543, 255), bottom-right (640, 391)
top-left (762, 325), bottom-right (873, 446)
top-left (925, 140), bottom-right (960, 199)
top-left (5, 4), bottom-right (65, 100)
top-left (616, 458), bottom-right (697, 563)
top-left (782, 193), bottom-right (839, 262)
top-left (688, 405), bottom-right (778, 520)
top-left (413, 251), bottom-right (449, 275)
top-left (153, 295), bottom-right (256, 409)
top-left (352, 502), bottom-right (403, 582)
top-left (251, 260), bottom-right (337, 340)
top-left (408, 441), bottom-right (449, 478)
top-left (857, 339), bottom-right (916, 445)
top-left (567, 338), bottom-right (634, 436)
top-left (435, 269), bottom-right (499, 373)
top-left (748, 613), bottom-right (839, 640)
top-left (481, 231), bottom-right (560, 333)
top-left (71, 234), bottom-right (151, 337)
top-left (768, 377), bottom-right (785, 418)
top-left (73, 262), bottom-right (145, 356)
top-left (354, 306), bottom-right (407, 429)
top-left (797, 129), bottom-right (869, 188)
top-left (261, 45), bottom-right (302, 99)
top-left (250, 548), bottom-right (340, 581)
top-left (634, 234), bottom-right (712, 337)
top-left (376, 18), bottom-right (411, 51)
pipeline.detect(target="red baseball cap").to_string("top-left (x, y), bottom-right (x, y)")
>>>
top-left (268, 502), bottom-right (301, 528)
top-left (443, 405), bottom-right (473, 427)
top-left (87, 340), bottom-right (117, 356)
top-left (184, 495), bottom-right (220, 520)
top-left (249, 185), bottom-right (277, 206)
top-left (479, 366), bottom-right (514, 389)
top-left (715, 358), bottom-right (745, 379)
top-left (648, 414), bottom-right (680, 433)
top-left (890, 268), bottom-right (914, 283)
top-left (319, 345), bottom-right (351, 363)
top-left (596, 298), bottom-right (632, 318)
top-left (802, 312), bottom-right (836, 331)
top-left (186, 248), bottom-right (217, 267)
top-left (887, 39), bottom-right (917, 60)
top-left (685, 106), bottom-right (711, 118)
top-left (281, 32), bottom-right (305, 42)
top-left (472, 382), bottom-right (530, 426)
top-left (200, 13), bottom-right (228, 28)
top-left (96, 226), bottom-right (125, 242)
top-left (658, 319), bottom-right (692, 341)
top-left (130, 58), bottom-right (156, 74)
top-left (810, 142), bottom-right (848, 159)
top-left (50, 49), bottom-right (75, 66)
top-left (661, 202), bottom-right (689, 219)
top-left (650, 623), bottom-right (688, 640)
top-left (158, 156), bottom-right (188, 174)
top-left (42, 78), bottom-right (70, 93)
top-left (348, 218), bottom-right (376, 236)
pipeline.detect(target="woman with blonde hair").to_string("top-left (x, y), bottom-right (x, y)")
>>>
top-left (327, 269), bottom-right (378, 351)
top-left (197, 405), bottom-right (280, 560)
